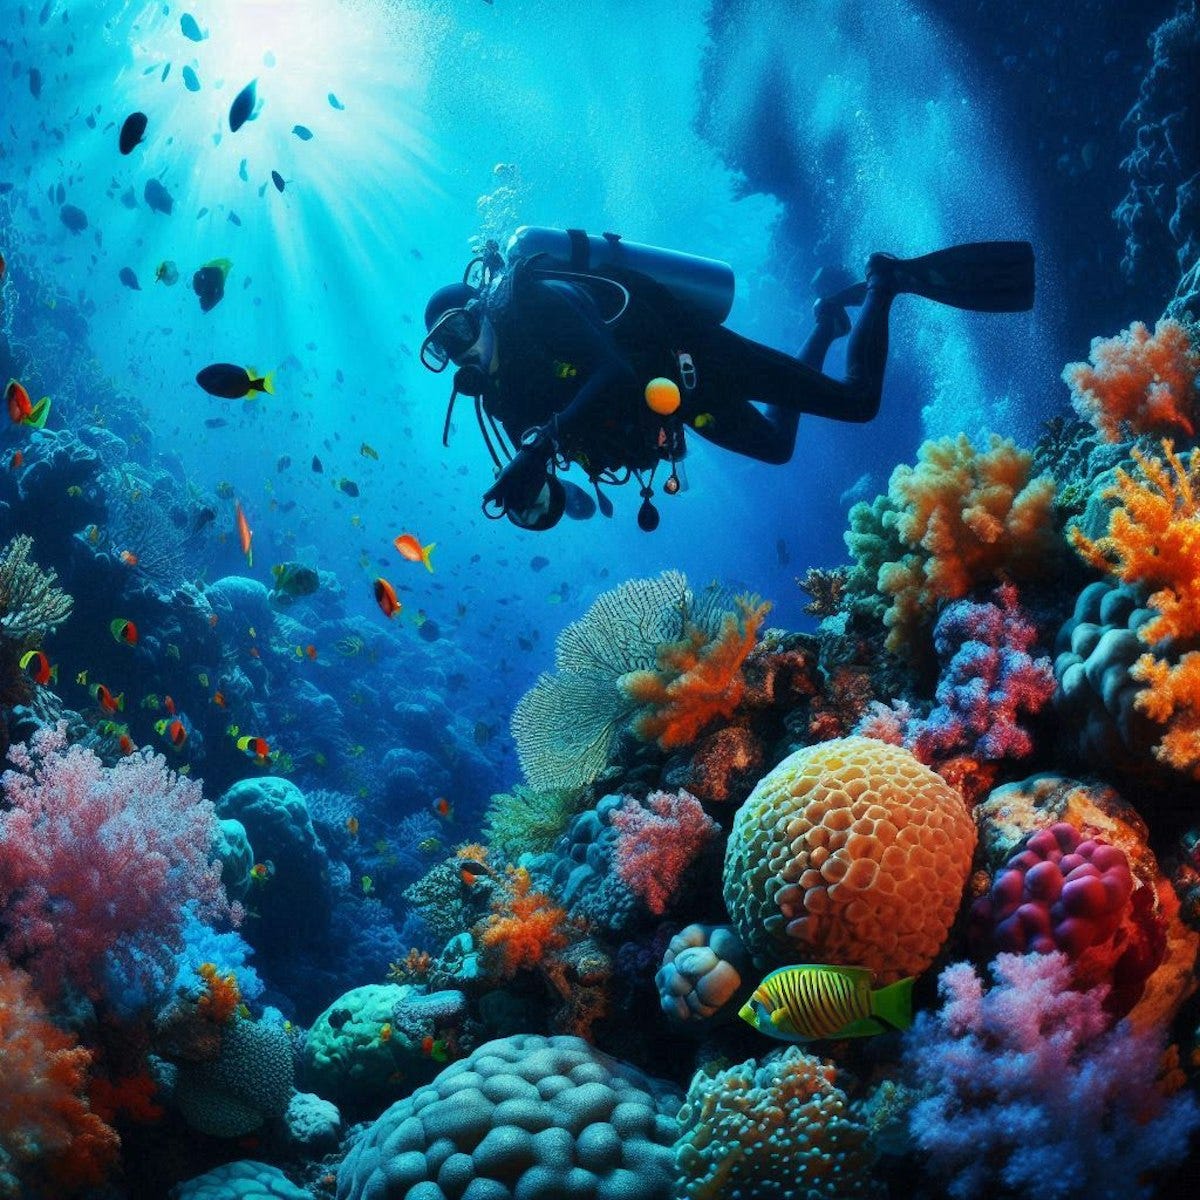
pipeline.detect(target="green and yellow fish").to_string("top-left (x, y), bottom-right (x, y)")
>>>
top-left (738, 964), bottom-right (913, 1042)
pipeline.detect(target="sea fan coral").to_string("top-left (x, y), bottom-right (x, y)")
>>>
top-left (609, 790), bottom-right (719, 915)
top-left (0, 724), bottom-right (230, 1003)
top-left (903, 952), bottom-right (1199, 1200)
top-left (620, 595), bottom-right (771, 749)
top-left (1063, 317), bottom-right (1200, 441)
top-left (0, 961), bottom-right (119, 1197)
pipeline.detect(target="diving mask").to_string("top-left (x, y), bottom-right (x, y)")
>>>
top-left (420, 306), bottom-right (482, 372)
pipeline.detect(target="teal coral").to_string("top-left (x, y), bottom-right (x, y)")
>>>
top-left (483, 783), bottom-right (590, 861)
top-left (674, 1047), bottom-right (882, 1199)
top-left (169, 1160), bottom-right (310, 1199)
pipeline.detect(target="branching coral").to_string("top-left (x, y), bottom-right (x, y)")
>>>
top-left (0, 961), bottom-right (119, 1198)
top-left (796, 566), bottom-right (850, 617)
top-left (0, 534), bottom-right (73, 643)
top-left (609, 790), bottom-right (719, 915)
top-left (847, 434), bottom-right (1057, 653)
top-left (903, 952), bottom-right (1200, 1200)
top-left (1130, 650), bottom-right (1200, 776)
top-left (476, 867), bottom-right (569, 978)
top-left (1063, 318), bottom-right (1200, 441)
top-left (620, 595), bottom-right (771, 749)
top-left (482, 783), bottom-right (589, 861)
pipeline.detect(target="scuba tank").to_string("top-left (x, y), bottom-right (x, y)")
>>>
top-left (505, 227), bottom-right (736, 326)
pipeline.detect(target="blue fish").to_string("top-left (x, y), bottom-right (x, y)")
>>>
top-left (229, 80), bottom-right (258, 133)
top-left (292, 124), bottom-right (313, 141)
top-left (118, 267), bottom-right (140, 290)
top-left (144, 178), bottom-right (173, 215)
top-left (328, 92), bottom-right (344, 110)
top-left (182, 65), bottom-right (200, 93)
top-left (271, 170), bottom-right (285, 193)
top-left (180, 13), bottom-right (206, 42)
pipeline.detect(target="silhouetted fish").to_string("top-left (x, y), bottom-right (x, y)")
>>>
top-left (118, 266), bottom-right (140, 290)
top-left (229, 80), bottom-right (257, 132)
top-left (119, 111), bottom-right (147, 154)
top-left (144, 178), bottom-right (173, 214)
top-left (59, 203), bottom-right (87, 232)
top-left (292, 124), bottom-right (313, 140)
top-left (182, 65), bottom-right (200, 92)
top-left (180, 13), bottom-right (206, 42)
top-left (271, 170), bottom-right (285, 193)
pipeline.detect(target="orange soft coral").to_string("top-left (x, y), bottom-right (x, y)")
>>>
top-left (195, 962), bottom-right (241, 1025)
top-left (1069, 439), bottom-right (1200, 645)
top-left (0, 961), bottom-right (120, 1196)
top-left (477, 867), bottom-right (568, 978)
top-left (1131, 651), bottom-right (1200, 778)
top-left (620, 595), bottom-right (771, 750)
top-left (1063, 318), bottom-right (1200, 442)
top-left (878, 434), bottom-right (1058, 653)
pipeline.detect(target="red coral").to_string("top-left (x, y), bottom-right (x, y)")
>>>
top-left (1063, 317), bottom-right (1200, 441)
top-left (0, 724), bottom-right (231, 1003)
top-left (609, 790), bottom-right (719, 915)
top-left (0, 961), bottom-right (120, 1195)
top-left (621, 596), bottom-right (770, 749)
top-left (478, 868), bottom-right (568, 977)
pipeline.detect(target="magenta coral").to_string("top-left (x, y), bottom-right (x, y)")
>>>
top-left (0, 724), bottom-right (233, 1004)
top-left (904, 951), bottom-right (1199, 1200)
top-left (610, 790), bottom-right (719, 916)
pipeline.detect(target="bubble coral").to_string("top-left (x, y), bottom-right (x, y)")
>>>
top-left (723, 737), bottom-right (976, 981)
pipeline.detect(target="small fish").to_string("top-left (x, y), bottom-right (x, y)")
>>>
top-left (59, 203), bottom-right (88, 233)
top-left (180, 12), bottom-right (206, 41)
top-left (374, 577), bottom-right (401, 619)
top-left (271, 170), bottom-right (285, 193)
top-left (272, 562), bottom-right (319, 598)
top-left (119, 266), bottom-right (140, 290)
top-left (155, 260), bottom-right (179, 285)
top-left (250, 860), bottom-right (274, 883)
top-left (229, 80), bottom-right (258, 133)
top-left (692, 412), bottom-right (715, 429)
top-left (418, 837), bottom-right (440, 855)
top-left (164, 695), bottom-right (176, 715)
top-left (193, 258), bottom-right (232, 312)
top-left (336, 478), bottom-right (359, 497)
top-left (196, 363), bottom-right (273, 399)
top-left (277, 455), bottom-right (292, 472)
top-left (360, 442), bottom-right (378, 459)
top-left (421, 1035), bottom-right (449, 1063)
top-left (10, 450), bottom-right (24, 471)
top-left (155, 717), bottom-right (188, 747)
top-left (237, 734), bottom-right (270, 762)
top-left (110, 618), bottom-right (138, 646)
top-left (292, 124), bottom-right (313, 140)
top-left (328, 92), bottom-right (344, 110)
top-left (182, 64), bottom-right (201, 92)
top-left (91, 683), bottom-right (124, 713)
top-left (119, 111), bottom-right (148, 154)
top-left (235, 501), bottom-right (253, 565)
top-left (167, 643), bottom-right (182, 659)
top-left (198, 672), bottom-right (211, 688)
top-left (431, 796), bottom-right (453, 822)
top-left (119, 549), bottom-right (139, 566)
top-left (361, 875), bottom-right (374, 895)
top-left (141, 693), bottom-right (161, 710)
top-left (118, 732), bottom-right (136, 755)
top-left (530, 555), bottom-right (549, 572)
top-left (311, 455), bottom-right (323, 473)
top-left (212, 690), bottom-right (227, 707)
top-left (6, 380), bottom-right (51, 428)
top-left (460, 868), bottom-right (478, 887)
top-left (19, 649), bottom-right (57, 686)
top-left (77, 670), bottom-right (89, 686)
top-left (738, 965), bottom-right (914, 1043)
top-left (144, 178), bottom-right (174, 215)
top-left (345, 816), bottom-right (359, 838)
top-left (393, 533), bottom-right (435, 572)
top-left (379, 1023), bottom-right (392, 1043)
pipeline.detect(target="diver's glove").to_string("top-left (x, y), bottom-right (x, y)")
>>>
top-left (483, 426), bottom-right (556, 515)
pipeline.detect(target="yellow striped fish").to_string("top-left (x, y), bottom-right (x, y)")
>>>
top-left (738, 964), bottom-right (914, 1042)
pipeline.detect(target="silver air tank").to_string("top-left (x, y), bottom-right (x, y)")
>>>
top-left (505, 227), bottom-right (736, 325)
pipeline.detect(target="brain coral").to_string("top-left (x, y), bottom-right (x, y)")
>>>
top-left (336, 1033), bottom-right (681, 1200)
top-left (674, 1047), bottom-right (881, 1200)
top-left (723, 737), bottom-right (976, 981)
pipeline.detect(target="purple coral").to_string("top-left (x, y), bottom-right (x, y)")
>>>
top-left (912, 583), bottom-right (1055, 762)
top-left (903, 951), bottom-right (1199, 1200)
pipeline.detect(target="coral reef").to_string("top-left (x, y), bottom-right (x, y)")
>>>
top-left (655, 923), bottom-right (752, 1024)
top-left (723, 737), bottom-right (976, 980)
top-left (674, 1047), bottom-right (881, 1199)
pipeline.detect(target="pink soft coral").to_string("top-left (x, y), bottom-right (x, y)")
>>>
top-left (0, 961), bottom-right (120, 1196)
top-left (0, 724), bottom-right (232, 1004)
top-left (610, 789), bottom-right (718, 915)
top-left (1063, 317), bottom-right (1200, 441)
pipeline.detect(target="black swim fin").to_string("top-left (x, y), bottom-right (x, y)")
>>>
top-left (870, 241), bottom-right (1035, 312)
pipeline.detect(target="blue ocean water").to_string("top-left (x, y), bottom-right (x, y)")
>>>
top-left (0, 0), bottom-right (1197, 1197)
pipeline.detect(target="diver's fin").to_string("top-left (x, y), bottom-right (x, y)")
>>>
top-left (869, 975), bottom-right (914, 1032)
top-left (870, 241), bottom-right (1035, 312)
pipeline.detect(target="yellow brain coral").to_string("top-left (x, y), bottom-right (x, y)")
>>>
top-left (723, 737), bottom-right (976, 982)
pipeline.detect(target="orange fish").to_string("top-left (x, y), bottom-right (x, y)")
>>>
top-left (393, 533), bottom-right (435, 572)
top-left (19, 649), bottom-right (56, 686)
top-left (156, 718), bottom-right (187, 747)
top-left (164, 695), bottom-right (176, 715)
top-left (306, 644), bottom-right (318, 660)
top-left (91, 683), bottom-right (124, 713)
top-left (209, 613), bottom-right (219, 628)
top-left (460, 868), bottom-right (477, 887)
top-left (431, 796), bottom-right (453, 822)
top-left (379, 1023), bottom-right (393, 1043)
top-left (235, 501), bottom-right (253, 566)
top-left (212, 690), bottom-right (227, 707)
top-left (10, 450), bottom-right (23, 470)
top-left (237, 734), bottom-right (270, 762)
top-left (119, 550), bottom-right (139, 567)
top-left (110, 618), bottom-right (138, 646)
top-left (5, 379), bottom-right (50, 428)
top-left (118, 732), bottom-right (136, 755)
top-left (374, 577), bottom-right (401, 619)
top-left (345, 816), bottom-right (359, 838)
top-left (250, 860), bottom-right (274, 883)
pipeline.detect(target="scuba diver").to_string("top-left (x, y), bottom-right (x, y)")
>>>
top-left (421, 228), bottom-right (1035, 532)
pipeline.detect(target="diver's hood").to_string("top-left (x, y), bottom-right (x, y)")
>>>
top-left (505, 475), bottom-right (566, 532)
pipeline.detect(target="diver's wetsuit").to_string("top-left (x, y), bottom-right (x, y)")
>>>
top-left (480, 270), bottom-right (894, 474)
